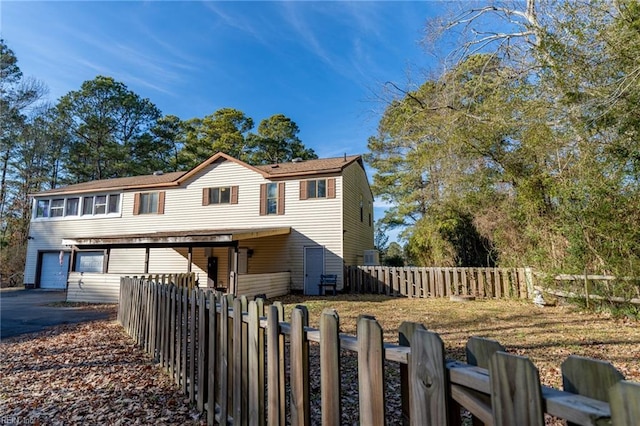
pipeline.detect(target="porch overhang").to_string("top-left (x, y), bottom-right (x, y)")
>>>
top-left (61, 226), bottom-right (291, 249)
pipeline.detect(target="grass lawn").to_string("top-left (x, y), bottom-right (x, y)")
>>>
top-left (274, 293), bottom-right (640, 389)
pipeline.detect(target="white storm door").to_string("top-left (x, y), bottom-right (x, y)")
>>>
top-left (304, 246), bottom-right (324, 295)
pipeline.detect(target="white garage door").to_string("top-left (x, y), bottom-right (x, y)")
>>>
top-left (40, 252), bottom-right (70, 289)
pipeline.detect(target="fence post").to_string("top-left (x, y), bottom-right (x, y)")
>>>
top-left (489, 352), bottom-right (544, 426)
top-left (464, 337), bottom-right (505, 425)
top-left (290, 305), bottom-right (310, 426)
top-left (207, 291), bottom-right (218, 426)
top-left (267, 304), bottom-right (284, 426)
top-left (247, 300), bottom-right (265, 426)
top-left (189, 288), bottom-right (197, 402)
top-left (409, 328), bottom-right (448, 426)
top-left (358, 315), bottom-right (386, 426)
top-left (561, 355), bottom-right (624, 426)
top-left (233, 297), bottom-right (245, 426)
top-left (609, 381), bottom-right (640, 426)
top-left (219, 295), bottom-right (231, 424)
top-left (197, 289), bottom-right (207, 413)
top-left (176, 286), bottom-right (183, 388)
top-left (320, 308), bottom-right (341, 425)
top-left (398, 322), bottom-right (427, 425)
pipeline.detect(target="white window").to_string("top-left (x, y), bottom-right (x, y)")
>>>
top-left (82, 197), bottom-right (94, 215)
top-left (108, 194), bottom-right (120, 213)
top-left (66, 198), bottom-right (79, 216)
top-left (35, 199), bottom-right (49, 218)
top-left (134, 192), bottom-right (164, 215)
top-left (140, 192), bottom-right (158, 214)
top-left (307, 179), bottom-right (326, 198)
top-left (33, 193), bottom-right (120, 219)
top-left (266, 183), bottom-right (278, 215)
top-left (75, 251), bottom-right (104, 273)
top-left (50, 199), bottom-right (64, 217)
top-left (94, 195), bottom-right (107, 214)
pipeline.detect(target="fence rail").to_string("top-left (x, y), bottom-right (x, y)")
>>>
top-left (118, 276), bottom-right (639, 425)
top-left (346, 266), bottom-right (534, 299)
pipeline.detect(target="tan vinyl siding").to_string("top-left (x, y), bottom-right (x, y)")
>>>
top-left (240, 234), bottom-right (289, 274)
top-left (342, 162), bottom-right (375, 267)
top-left (236, 272), bottom-right (290, 299)
top-left (24, 158), bottom-right (372, 292)
top-left (66, 272), bottom-right (120, 303)
top-left (108, 248), bottom-right (146, 274)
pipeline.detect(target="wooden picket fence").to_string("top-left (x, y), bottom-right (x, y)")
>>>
top-left (346, 266), bottom-right (534, 299)
top-left (118, 276), bottom-right (640, 425)
top-left (136, 272), bottom-right (198, 289)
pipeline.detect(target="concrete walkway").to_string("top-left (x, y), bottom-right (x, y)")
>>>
top-left (0, 288), bottom-right (114, 340)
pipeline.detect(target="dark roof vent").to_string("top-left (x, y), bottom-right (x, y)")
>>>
top-left (153, 170), bottom-right (164, 176)
top-left (292, 157), bottom-right (303, 163)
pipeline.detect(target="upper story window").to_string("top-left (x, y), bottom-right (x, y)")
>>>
top-left (35, 200), bottom-right (49, 218)
top-left (260, 182), bottom-right (285, 216)
top-left (34, 193), bottom-right (121, 219)
top-left (202, 186), bottom-right (238, 206)
top-left (66, 198), bottom-right (79, 216)
top-left (134, 191), bottom-right (165, 215)
top-left (50, 199), bottom-right (64, 217)
top-left (299, 178), bottom-right (336, 200)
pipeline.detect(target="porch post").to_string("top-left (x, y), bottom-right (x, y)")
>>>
top-left (187, 246), bottom-right (193, 273)
top-left (70, 247), bottom-right (77, 272)
top-left (144, 247), bottom-right (150, 274)
top-left (230, 246), bottom-right (239, 296)
top-left (103, 248), bottom-right (110, 273)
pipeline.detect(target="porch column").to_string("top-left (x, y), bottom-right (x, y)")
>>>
top-left (230, 247), bottom-right (239, 296)
top-left (187, 246), bottom-right (193, 273)
top-left (103, 248), bottom-right (110, 273)
top-left (70, 248), bottom-right (77, 272)
top-left (144, 247), bottom-right (150, 274)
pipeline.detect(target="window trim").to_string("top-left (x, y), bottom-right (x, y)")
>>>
top-left (202, 186), bottom-right (238, 206)
top-left (300, 178), bottom-right (336, 200)
top-left (49, 199), bottom-right (65, 217)
top-left (260, 182), bottom-right (285, 216)
top-left (33, 193), bottom-right (121, 220)
top-left (134, 191), bottom-right (165, 215)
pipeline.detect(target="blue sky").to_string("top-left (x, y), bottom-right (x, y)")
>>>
top-left (1, 1), bottom-right (455, 240)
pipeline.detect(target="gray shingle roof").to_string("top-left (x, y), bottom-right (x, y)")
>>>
top-left (33, 153), bottom-right (363, 196)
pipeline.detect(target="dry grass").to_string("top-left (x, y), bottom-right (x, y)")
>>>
top-left (274, 293), bottom-right (640, 389)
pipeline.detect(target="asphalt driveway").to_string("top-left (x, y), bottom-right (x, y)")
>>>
top-left (0, 288), bottom-right (114, 340)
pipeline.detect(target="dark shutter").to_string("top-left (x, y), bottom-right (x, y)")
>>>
top-left (203, 188), bottom-right (210, 206)
top-left (158, 191), bottom-right (165, 214)
top-left (133, 193), bottom-right (140, 215)
top-left (299, 181), bottom-right (308, 200)
top-left (277, 182), bottom-right (285, 215)
top-left (327, 178), bottom-right (336, 198)
top-left (231, 186), bottom-right (238, 204)
top-left (259, 184), bottom-right (267, 216)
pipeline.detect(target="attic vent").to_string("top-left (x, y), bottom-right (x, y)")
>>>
top-left (292, 157), bottom-right (303, 163)
top-left (271, 164), bottom-right (280, 169)
top-left (153, 170), bottom-right (164, 176)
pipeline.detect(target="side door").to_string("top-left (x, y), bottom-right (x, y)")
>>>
top-left (303, 246), bottom-right (324, 295)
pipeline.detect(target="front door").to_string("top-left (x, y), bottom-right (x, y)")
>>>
top-left (207, 256), bottom-right (218, 288)
top-left (304, 246), bottom-right (324, 295)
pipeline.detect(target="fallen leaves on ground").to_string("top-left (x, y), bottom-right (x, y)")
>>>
top-left (0, 312), bottom-right (204, 426)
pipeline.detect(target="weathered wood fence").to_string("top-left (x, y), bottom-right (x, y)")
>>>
top-left (136, 272), bottom-right (198, 289)
top-left (346, 266), bottom-right (534, 299)
top-left (118, 276), bottom-right (639, 425)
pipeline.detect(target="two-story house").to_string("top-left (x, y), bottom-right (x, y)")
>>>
top-left (23, 152), bottom-right (375, 302)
